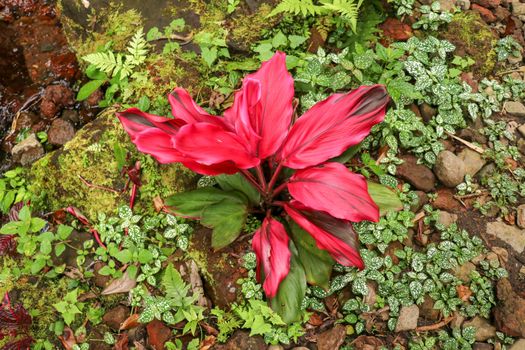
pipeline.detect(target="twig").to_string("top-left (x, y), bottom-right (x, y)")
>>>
top-left (150, 32), bottom-right (194, 45)
top-left (445, 131), bottom-right (485, 154)
top-left (78, 175), bottom-right (119, 194)
top-left (453, 191), bottom-right (488, 208)
top-left (416, 316), bottom-right (454, 332)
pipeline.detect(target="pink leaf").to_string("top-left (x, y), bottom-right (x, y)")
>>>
top-left (252, 217), bottom-right (291, 298)
top-left (284, 201), bottom-right (364, 269)
top-left (168, 88), bottom-right (227, 127)
top-left (117, 108), bottom-right (184, 136)
top-left (175, 123), bottom-right (260, 170)
top-left (279, 85), bottom-right (389, 169)
top-left (288, 162), bottom-right (379, 223)
top-left (224, 51), bottom-right (294, 159)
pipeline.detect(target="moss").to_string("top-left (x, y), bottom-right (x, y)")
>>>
top-left (29, 108), bottom-right (198, 220)
top-left (442, 12), bottom-right (497, 77)
top-left (228, 4), bottom-right (278, 52)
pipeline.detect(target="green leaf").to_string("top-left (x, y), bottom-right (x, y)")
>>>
top-left (163, 263), bottom-right (189, 300)
top-left (216, 173), bottom-right (260, 205)
top-left (30, 218), bottom-right (47, 233)
top-left (138, 249), bottom-right (154, 264)
top-left (201, 46), bottom-right (218, 67)
top-left (55, 243), bottom-right (66, 257)
top-left (0, 222), bottom-right (21, 235)
top-left (288, 35), bottom-right (307, 49)
top-left (201, 200), bottom-right (247, 249)
top-left (113, 142), bottom-right (127, 171)
top-left (331, 144), bottom-right (361, 163)
top-left (115, 249), bottom-right (133, 264)
top-left (136, 96), bottom-right (151, 111)
top-left (367, 182), bottom-right (403, 215)
top-left (271, 31), bottom-right (288, 48)
top-left (289, 222), bottom-right (333, 289)
top-left (85, 65), bottom-right (107, 80)
top-left (57, 225), bottom-right (73, 240)
top-left (270, 242), bottom-right (306, 324)
top-left (98, 265), bottom-right (113, 276)
top-left (31, 258), bottom-right (47, 274)
top-left (76, 80), bottom-right (106, 101)
top-left (165, 188), bottom-right (246, 218)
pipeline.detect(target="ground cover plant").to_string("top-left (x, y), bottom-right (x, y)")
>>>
top-left (0, 0), bottom-right (525, 349)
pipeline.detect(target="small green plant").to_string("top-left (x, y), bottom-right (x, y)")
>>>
top-left (412, 2), bottom-right (453, 31)
top-left (388, 0), bottom-right (415, 16)
top-left (53, 289), bottom-right (84, 326)
top-left (496, 36), bottom-right (522, 62)
top-left (0, 168), bottom-right (31, 214)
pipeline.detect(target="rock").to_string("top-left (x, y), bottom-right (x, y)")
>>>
top-left (434, 188), bottom-right (463, 212)
top-left (513, 2), bottom-right (525, 16)
top-left (379, 18), bottom-right (413, 43)
top-left (471, 4), bottom-right (497, 23)
top-left (103, 305), bottom-right (129, 331)
top-left (11, 134), bottom-right (44, 166)
top-left (29, 109), bottom-right (198, 219)
top-left (510, 339), bottom-right (525, 350)
top-left (472, 343), bottom-right (494, 350)
top-left (434, 151), bottom-right (466, 187)
top-left (453, 262), bottom-right (477, 282)
top-left (419, 295), bottom-right (441, 321)
top-left (317, 324), bottom-right (346, 350)
top-left (486, 221), bottom-right (525, 253)
top-left (518, 205), bottom-right (525, 229)
top-left (505, 101), bottom-right (525, 117)
top-left (147, 319), bottom-right (172, 350)
top-left (93, 262), bottom-right (111, 288)
top-left (61, 109), bottom-right (80, 124)
top-left (419, 103), bottom-right (436, 123)
top-left (439, 0), bottom-right (457, 11)
top-left (456, 0), bottom-right (471, 10)
top-left (494, 6), bottom-right (511, 21)
top-left (458, 148), bottom-right (487, 176)
top-left (212, 331), bottom-right (266, 350)
top-left (14, 111), bottom-right (39, 132)
top-left (459, 128), bottom-right (487, 145)
top-left (463, 317), bottom-right (496, 341)
top-left (291, 348), bottom-right (310, 350)
top-left (476, 163), bottom-right (496, 181)
top-left (395, 305), bottom-right (419, 332)
top-left (494, 278), bottom-right (525, 337)
top-left (267, 346), bottom-right (283, 350)
top-left (472, 0), bottom-right (500, 8)
top-left (438, 211), bottom-right (458, 227)
top-left (48, 118), bottom-right (75, 146)
top-left (397, 155), bottom-right (436, 192)
top-left (40, 84), bottom-right (74, 119)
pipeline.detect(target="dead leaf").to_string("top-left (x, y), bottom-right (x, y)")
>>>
top-left (147, 319), bottom-right (171, 350)
top-left (102, 271), bottom-right (136, 295)
top-left (200, 322), bottom-right (218, 336)
top-left (114, 333), bottom-right (129, 350)
top-left (351, 335), bottom-right (385, 350)
top-left (78, 291), bottom-right (97, 301)
top-left (199, 336), bottom-right (216, 350)
top-left (120, 314), bottom-right (140, 330)
top-left (457, 285), bottom-right (472, 302)
top-left (153, 196), bottom-right (165, 212)
top-left (133, 341), bottom-right (147, 350)
top-left (58, 327), bottom-right (77, 350)
top-left (308, 312), bottom-right (324, 326)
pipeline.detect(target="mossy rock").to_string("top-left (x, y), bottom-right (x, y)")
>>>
top-left (441, 12), bottom-right (498, 78)
top-left (29, 108), bottom-right (198, 219)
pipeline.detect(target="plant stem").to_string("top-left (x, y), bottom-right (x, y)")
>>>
top-left (271, 181), bottom-right (288, 198)
top-left (241, 170), bottom-right (264, 194)
top-left (255, 165), bottom-right (267, 191)
top-left (267, 162), bottom-right (283, 193)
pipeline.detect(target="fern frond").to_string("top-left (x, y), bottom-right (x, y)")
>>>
top-left (322, 0), bottom-right (363, 31)
top-left (268, 0), bottom-right (323, 17)
top-left (82, 51), bottom-right (118, 77)
top-left (126, 28), bottom-right (148, 66)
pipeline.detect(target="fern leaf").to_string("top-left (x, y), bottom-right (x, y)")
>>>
top-left (322, 0), bottom-right (363, 32)
top-left (269, 0), bottom-right (323, 17)
top-left (162, 264), bottom-right (190, 301)
top-left (82, 51), bottom-right (118, 77)
top-left (126, 28), bottom-right (148, 66)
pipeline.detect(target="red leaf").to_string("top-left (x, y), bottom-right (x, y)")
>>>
top-left (1, 337), bottom-right (33, 350)
top-left (0, 304), bottom-right (32, 333)
top-left (224, 51), bottom-right (294, 159)
top-left (285, 201), bottom-right (364, 269)
top-left (114, 333), bottom-right (129, 350)
top-left (175, 123), bottom-right (260, 170)
top-left (288, 162), bottom-right (379, 223)
top-left (252, 217), bottom-right (291, 298)
top-left (0, 235), bottom-right (16, 256)
top-left (168, 88), bottom-right (226, 127)
top-left (279, 85), bottom-right (389, 169)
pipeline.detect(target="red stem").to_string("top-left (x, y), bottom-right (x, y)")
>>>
top-left (241, 170), bottom-right (265, 194)
top-left (130, 184), bottom-right (137, 209)
top-left (255, 165), bottom-right (267, 191)
top-left (267, 162), bottom-right (283, 193)
top-left (271, 181), bottom-right (288, 198)
top-left (90, 228), bottom-right (107, 249)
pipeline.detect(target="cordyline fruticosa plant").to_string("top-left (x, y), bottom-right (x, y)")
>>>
top-left (117, 52), bottom-right (397, 322)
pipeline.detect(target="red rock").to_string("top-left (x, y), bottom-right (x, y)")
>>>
top-left (473, 0), bottom-right (500, 8)
top-left (494, 278), bottom-right (525, 337)
top-left (40, 84), bottom-right (74, 119)
top-left (379, 18), bottom-right (413, 44)
top-left (472, 4), bottom-right (497, 23)
top-left (433, 188), bottom-right (464, 212)
top-left (396, 155), bottom-right (436, 192)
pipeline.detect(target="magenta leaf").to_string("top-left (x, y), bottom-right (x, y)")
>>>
top-left (285, 201), bottom-right (364, 269)
top-left (288, 162), bottom-right (379, 223)
top-left (279, 85), bottom-right (389, 169)
top-left (168, 88), bottom-right (226, 127)
top-left (224, 51), bottom-right (294, 159)
top-left (175, 123), bottom-right (260, 170)
top-left (252, 217), bottom-right (291, 298)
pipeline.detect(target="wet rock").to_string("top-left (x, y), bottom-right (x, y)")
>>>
top-left (48, 118), bottom-right (75, 146)
top-left (379, 18), bottom-right (413, 43)
top-left (473, 343), bottom-right (494, 350)
top-left (103, 305), bottom-right (129, 330)
top-left (434, 151), bottom-right (466, 187)
top-left (11, 133), bottom-right (44, 166)
top-left (494, 6), bottom-right (511, 21)
top-left (147, 319), bottom-right (172, 350)
top-left (395, 305), bottom-right (419, 332)
top-left (29, 109), bottom-right (198, 219)
top-left (486, 221), bottom-right (525, 253)
top-left (40, 85), bottom-right (74, 119)
top-left (505, 101), bottom-right (525, 117)
top-left (472, 0), bottom-right (500, 8)
top-left (458, 148), bottom-right (486, 176)
top-left (419, 103), bottom-right (436, 123)
top-left (61, 109), bottom-right (80, 124)
top-left (510, 339), bottom-right (525, 350)
top-left (517, 205), bottom-right (525, 229)
top-left (453, 262), bottom-right (476, 282)
top-left (494, 278), bottom-right (525, 337)
top-left (85, 89), bottom-right (104, 107)
top-left (438, 211), bottom-right (458, 227)
top-left (463, 317), bottom-right (496, 341)
top-left (472, 4), bottom-right (497, 23)
top-left (212, 330), bottom-right (266, 350)
top-left (397, 155), bottom-right (436, 192)
top-left (317, 324), bottom-right (346, 350)
top-left (14, 111), bottom-right (39, 132)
